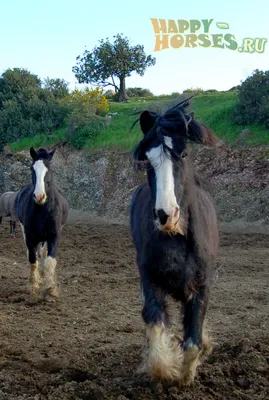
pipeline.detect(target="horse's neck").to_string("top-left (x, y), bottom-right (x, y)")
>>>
top-left (46, 183), bottom-right (58, 204)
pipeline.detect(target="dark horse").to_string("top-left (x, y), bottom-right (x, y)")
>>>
top-left (130, 99), bottom-right (219, 385)
top-left (16, 147), bottom-right (69, 300)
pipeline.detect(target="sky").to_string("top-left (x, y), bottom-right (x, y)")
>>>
top-left (0, 0), bottom-right (268, 95)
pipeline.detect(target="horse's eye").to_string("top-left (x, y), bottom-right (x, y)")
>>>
top-left (182, 151), bottom-right (188, 158)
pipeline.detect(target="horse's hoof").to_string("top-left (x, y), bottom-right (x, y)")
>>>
top-left (178, 367), bottom-right (197, 387)
top-left (178, 375), bottom-right (195, 387)
top-left (43, 295), bottom-right (56, 303)
top-left (50, 287), bottom-right (59, 298)
top-left (28, 285), bottom-right (41, 297)
top-left (42, 287), bottom-right (59, 302)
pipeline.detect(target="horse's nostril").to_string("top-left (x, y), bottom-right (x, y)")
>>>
top-left (157, 209), bottom-right (169, 225)
top-left (33, 193), bottom-right (46, 203)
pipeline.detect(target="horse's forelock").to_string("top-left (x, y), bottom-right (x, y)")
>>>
top-left (35, 148), bottom-right (50, 159)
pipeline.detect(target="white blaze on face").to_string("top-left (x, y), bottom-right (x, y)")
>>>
top-left (146, 136), bottom-right (179, 217)
top-left (33, 160), bottom-right (48, 199)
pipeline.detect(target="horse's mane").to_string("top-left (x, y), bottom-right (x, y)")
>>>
top-left (194, 173), bottom-right (213, 192)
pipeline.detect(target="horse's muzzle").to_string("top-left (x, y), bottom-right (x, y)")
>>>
top-left (34, 193), bottom-right (47, 205)
top-left (156, 207), bottom-right (184, 235)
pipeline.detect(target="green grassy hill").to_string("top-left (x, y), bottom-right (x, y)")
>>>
top-left (9, 92), bottom-right (269, 153)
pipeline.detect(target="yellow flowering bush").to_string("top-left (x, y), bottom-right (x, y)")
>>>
top-left (63, 87), bottom-right (109, 115)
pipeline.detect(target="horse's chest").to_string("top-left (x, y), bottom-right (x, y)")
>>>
top-left (143, 240), bottom-right (194, 296)
top-left (145, 237), bottom-right (187, 266)
top-left (149, 251), bottom-right (187, 278)
top-left (26, 213), bottom-right (58, 238)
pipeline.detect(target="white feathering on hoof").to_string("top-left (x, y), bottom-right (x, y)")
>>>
top-left (29, 262), bottom-right (41, 296)
top-left (42, 256), bottom-right (58, 299)
top-left (180, 344), bottom-right (201, 386)
top-left (179, 329), bottom-right (213, 386)
top-left (146, 324), bottom-right (183, 382)
top-left (38, 242), bottom-right (48, 278)
top-left (200, 329), bottom-right (213, 361)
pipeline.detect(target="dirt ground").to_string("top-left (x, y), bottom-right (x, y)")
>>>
top-left (0, 217), bottom-right (268, 400)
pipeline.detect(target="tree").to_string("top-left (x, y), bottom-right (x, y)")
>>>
top-left (72, 34), bottom-right (156, 102)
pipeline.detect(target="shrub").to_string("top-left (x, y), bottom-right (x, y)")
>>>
top-left (62, 87), bottom-right (109, 142)
top-left (0, 96), bottom-right (68, 150)
top-left (0, 68), bottom-right (69, 150)
top-left (233, 69), bottom-right (269, 129)
top-left (170, 92), bottom-right (181, 97)
top-left (228, 85), bottom-right (240, 92)
top-left (42, 78), bottom-right (69, 99)
top-left (104, 89), bottom-right (115, 99)
top-left (63, 87), bottom-right (109, 115)
top-left (67, 115), bottom-right (106, 149)
top-left (61, 87), bottom-right (109, 148)
top-left (183, 87), bottom-right (204, 95)
top-left (204, 89), bottom-right (218, 94)
top-left (126, 87), bottom-right (153, 97)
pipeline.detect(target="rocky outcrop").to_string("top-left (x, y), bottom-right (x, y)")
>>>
top-left (0, 145), bottom-right (268, 232)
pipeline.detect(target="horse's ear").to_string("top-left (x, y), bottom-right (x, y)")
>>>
top-left (48, 149), bottom-right (56, 160)
top-left (30, 147), bottom-right (37, 160)
top-left (140, 110), bottom-right (157, 135)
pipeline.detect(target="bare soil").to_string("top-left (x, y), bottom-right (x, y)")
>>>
top-left (0, 218), bottom-right (268, 400)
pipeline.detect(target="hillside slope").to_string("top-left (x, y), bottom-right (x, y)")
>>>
top-left (86, 92), bottom-right (268, 150)
top-left (8, 92), bottom-right (269, 152)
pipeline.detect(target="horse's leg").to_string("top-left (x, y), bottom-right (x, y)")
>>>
top-left (38, 242), bottom-right (48, 278)
top-left (27, 244), bottom-right (41, 296)
top-left (9, 220), bottom-right (13, 237)
top-left (141, 274), bottom-right (183, 381)
top-left (20, 224), bottom-right (40, 295)
top-left (20, 223), bottom-right (26, 243)
top-left (42, 236), bottom-right (59, 300)
top-left (180, 285), bottom-right (210, 385)
top-left (13, 221), bottom-right (16, 238)
top-left (9, 220), bottom-right (16, 238)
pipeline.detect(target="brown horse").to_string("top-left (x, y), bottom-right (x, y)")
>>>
top-left (130, 99), bottom-right (219, 385)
